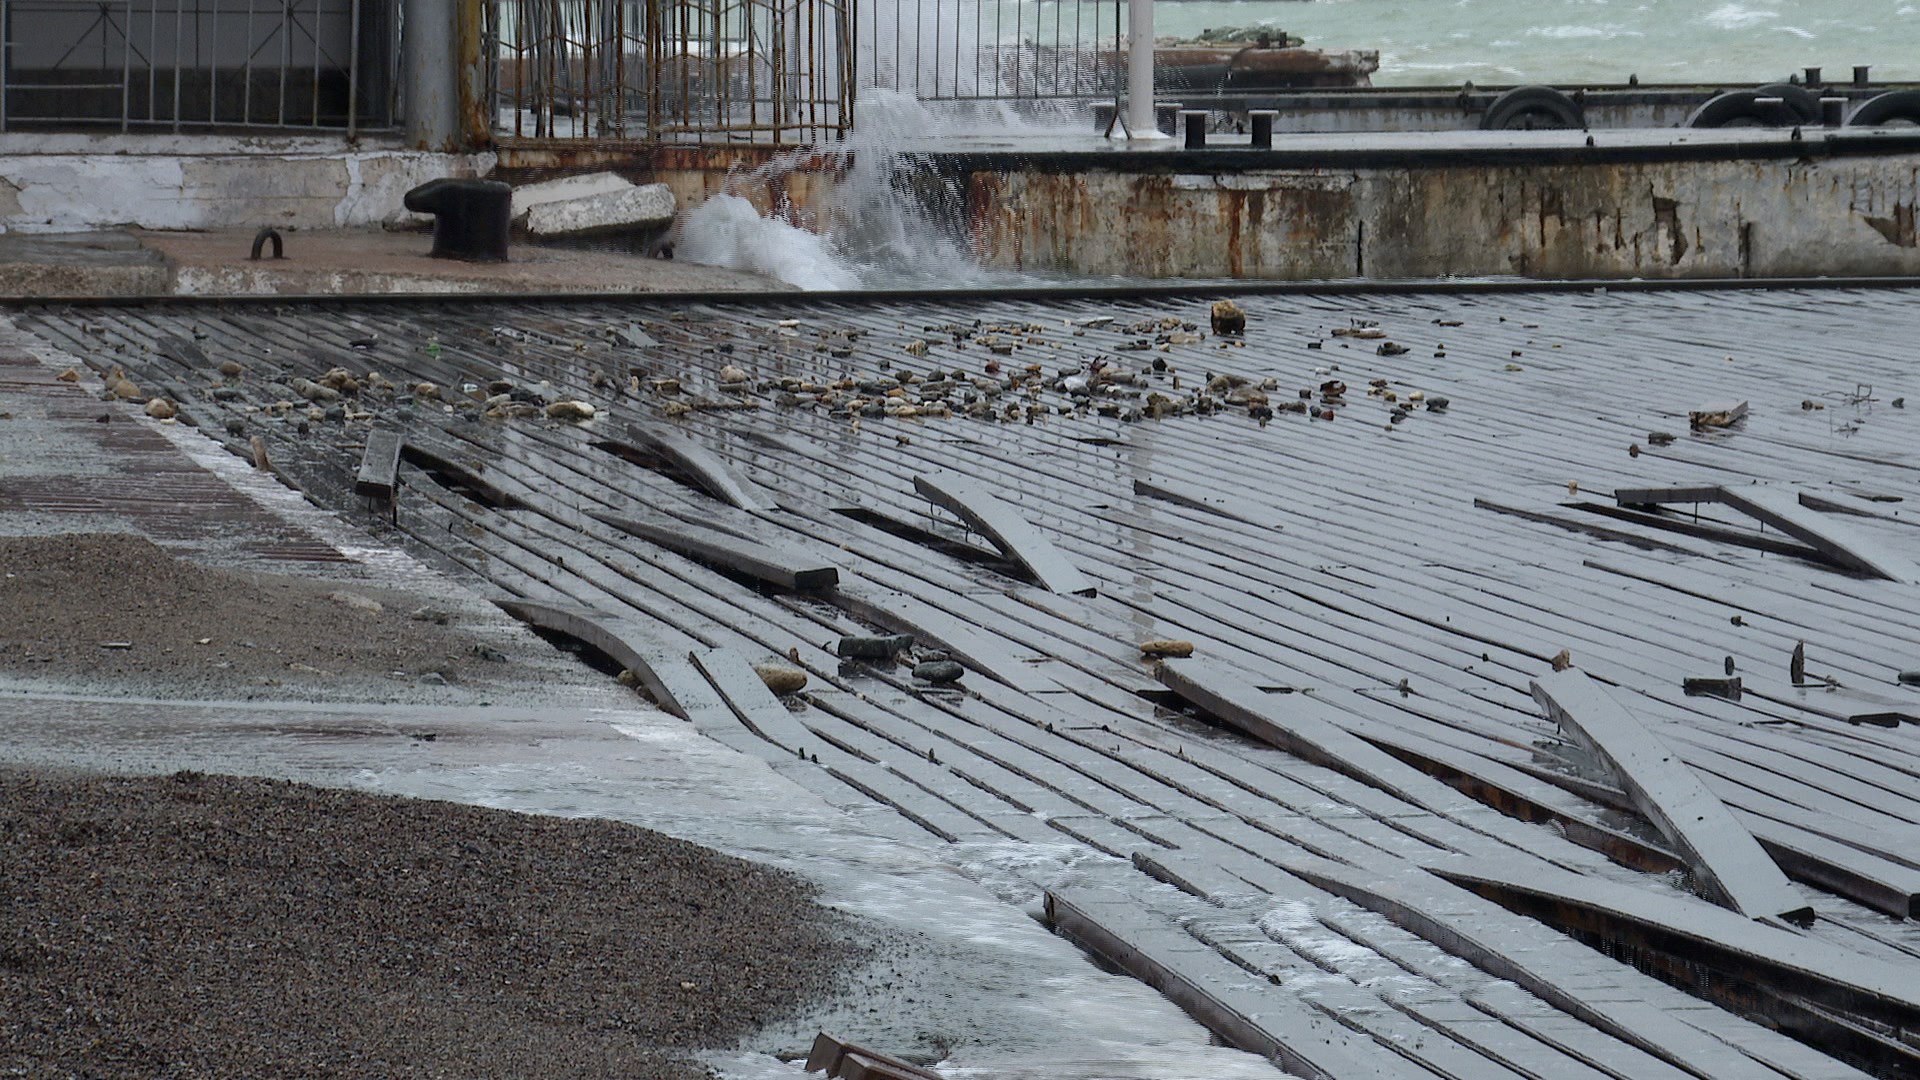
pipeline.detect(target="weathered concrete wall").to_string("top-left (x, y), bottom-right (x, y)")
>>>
top-left (0, 135), bottom-right (496, 233)
top-left (963, 153), bottom-right (1920, 279)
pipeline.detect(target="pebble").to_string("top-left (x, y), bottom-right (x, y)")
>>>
top-left (753, 662), bottom-right (808, 695)
top-left (911, 660), bottom-right (964, 684)
top-left (326, 590), bottom-right (384, 615)
top-left (218, 360), bottom-right (243, 377)
top-left (1209, 300), bottom-right (1247, 335)
top-left (836, 634), bottom-right (914, 659)
top-left (1139, 639), bottom-right (1196, 658)
top-left (144, 398), bottom-right (178, 420)
top-left (544, 400), bottom-right (596, 421)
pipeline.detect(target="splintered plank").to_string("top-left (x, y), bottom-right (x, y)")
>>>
top-left (1272, 852), bottom-right (1873, 1080)
top-left (592, 511), bottom-right (839, 591)
top-left (911, 471), bottom-right (1095, 596)
top-left (1426, 857), bottom-right (1920, 1044)
top-left (1044, 888), bottom-right (1416, 1080)
top-left (1154, 658), bottom-right (1479, 819)
top-left (1530, 669), bottom-right (1813, 925)
top-left (1132, 476), bottom-right (1286, 531)
top-left (354, 428), bottom-right (403, 500)
top-left (619, 423), bottom-right (771, 511)
top-left (689, 646), bottom-right (828, 758)
top-left (1613, 485), bottom-right (1919, 583)
top-left (492, 597), bottom-right (706, 718)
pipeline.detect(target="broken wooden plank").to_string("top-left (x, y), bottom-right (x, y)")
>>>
top-left (1270, 851), bottom-right (1874, 1080)
top-left (401, 429), bottom-right (530, 510)
top-left (911, 471), bottom-right (1095, 596)
top-left (803, 1033), bottom-right (944, 1080)
top-left (833, 580), bottom-right (1059, 694)
top-left (620, 423), bottom-right (770, 511)
top-left (689, 646), bottom-right (825, 757)
top-left (1530, 669), bottom-right (1814, 925)
top-left (591, 510), bottom-right (839, 591)
top-left (1133, 476), bottom-right (1285, 531)
top-left (1044, 888), bottom-right (1410, 1080)
top-left (1426, 856), bottom-right (1920, 1040)
top-left (354, 428), bottom-right (403, 500)
top-left (491, 597), bottom-right (703, 718)
top-left (1612, 485), bottom-right (1918, 582)
top-left (1155, 658), bottom-right (1480, 819)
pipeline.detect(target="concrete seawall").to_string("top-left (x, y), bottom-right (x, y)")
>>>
top-left (935, 128), bottom-right (1920, 280)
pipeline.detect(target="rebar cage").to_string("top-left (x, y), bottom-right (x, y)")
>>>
top-left (486, 0), bottom-right (852, 145)
top-left (0, 0), bottom-right (397, 132)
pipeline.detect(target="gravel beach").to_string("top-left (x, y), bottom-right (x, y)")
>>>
top-left (0, 768), bottom-right (866, 1079)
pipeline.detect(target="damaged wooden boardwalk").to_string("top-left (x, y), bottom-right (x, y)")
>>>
top-left (16, 284), bottom-right (1920, 1079)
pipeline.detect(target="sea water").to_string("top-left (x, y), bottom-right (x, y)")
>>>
top-left (1150, 0), bottom-right (1919, 88)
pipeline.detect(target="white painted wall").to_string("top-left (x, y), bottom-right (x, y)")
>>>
top-left (0, 134), bottom-right (497, 233)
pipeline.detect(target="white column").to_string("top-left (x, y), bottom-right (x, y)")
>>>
top-left (403, 0), bottom-right (459, 151)
top-left (1126, 0), bottom-right (1165, 139)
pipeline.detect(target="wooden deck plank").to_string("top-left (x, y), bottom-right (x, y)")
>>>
top-left (593, 510), bottom-right (840, 591)
top-left (911, 471), bottom-right (1095, 596)
top-left (1613, 485), bottom-right (1920, 583)
top-left (1530, 670), bottom-right (1812, 925)
top-left (1044, 888), bottom-right (1419, 1080)
top-left (353, 428), bottom-right (403, 501)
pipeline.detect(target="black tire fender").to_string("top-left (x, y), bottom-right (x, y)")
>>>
top-left (1846, 89), bottom-right (1920, 126)
top-left (1480, 85), bottom-right (1586, 131)
top-left (1685, 90), bottom-right (1799, 128)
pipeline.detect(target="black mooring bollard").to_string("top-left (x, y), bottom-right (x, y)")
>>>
top-left (1182, 110), bottom-right (1209, 149)
top-left (1248, 109), bottom-right (1278, 149)
top-left (403, 178), bottom-right (513, 262)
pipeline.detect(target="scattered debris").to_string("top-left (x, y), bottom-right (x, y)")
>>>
top-left (1689, 400), bottom-right (1748, 430)
top-left (1551, 649), bottom-right (1573, 671)
top-left (1209, 300), bottom-right (1246, 335)
top-left (1140, 639), bottom-right (1196, 658)
top-left (544, 400), bottom-right (596, 421)
top-left (836, 634), bottom-right (914, 660)
top-left (55, 368), bottom-right (79, 382)
top-left (911, 659), bottom-right (965, 684)
top-left (754, 662), bottom-right (808, 695)
top-left (144, 398), bottom-right (177, 420)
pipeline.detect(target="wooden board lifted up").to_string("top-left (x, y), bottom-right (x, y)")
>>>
top-left (1614, 484), bottom-right (1919, 583)
top-left (619, 423), bottom-right (771, 512)
top-left (354, 428), bottom-right (403, 501)
top-left (590, 510), bottom-right (839, 592)
top-left (912, 471), bottom-right (1095, 596)
top-left (1530, 669), bottom-right (1814, 926)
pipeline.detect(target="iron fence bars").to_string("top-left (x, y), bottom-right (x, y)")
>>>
top-left (0, 0), bottom-right (396, 133)
top-left (486, 0), bottom-right (850, 146)
top-left (858, 0), bottom-right (1118, 102)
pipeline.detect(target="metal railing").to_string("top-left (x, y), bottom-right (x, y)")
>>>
top-left (0, 0), bottom-right (396, 133)
top-left (858, 0), bottom-right (1120, 102)
top-left (486, 0), bottom-right (852, 145)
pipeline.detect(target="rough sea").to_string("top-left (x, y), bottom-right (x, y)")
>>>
top-left (1151, 0), bottom-right (1920, 87)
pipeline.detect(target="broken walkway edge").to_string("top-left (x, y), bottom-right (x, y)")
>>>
top-left (1042, 888), bottom-right (1400, 1080)
top-left (1530, 669), bottom-right (1814, 926)
top-left (1424, 856), bottom-right (1920, 1036)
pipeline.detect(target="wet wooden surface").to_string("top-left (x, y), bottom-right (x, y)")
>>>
top-left (18, 287), bottom-right (1920, 1079)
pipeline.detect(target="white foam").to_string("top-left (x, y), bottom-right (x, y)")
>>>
top-left (674, 193), bottom-right (862, 291)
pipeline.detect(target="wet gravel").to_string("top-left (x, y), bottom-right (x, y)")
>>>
top-left (0, 533), bottom-right (504, 698)
top-left (0, 768), bottom-right (865, 1079)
